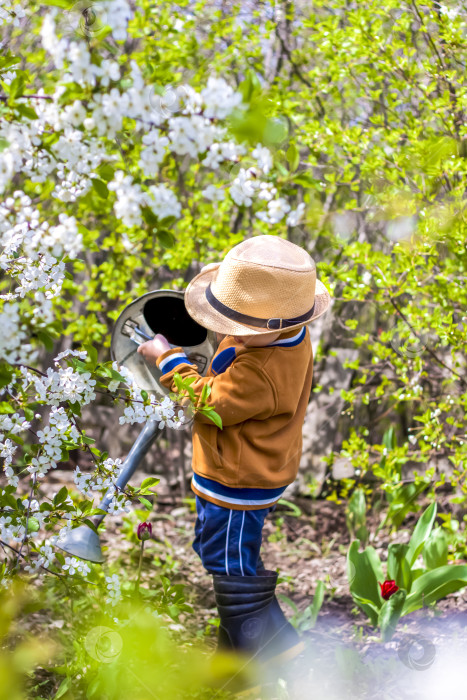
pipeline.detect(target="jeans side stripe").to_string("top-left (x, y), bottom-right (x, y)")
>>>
top-left (238, 510), bottom-right (245, 576)
top-left (225, 509), bottom-right (232, 576)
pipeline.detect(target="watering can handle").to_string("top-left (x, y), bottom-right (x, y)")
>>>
top-left (132, 325), bottom-right (178, 349)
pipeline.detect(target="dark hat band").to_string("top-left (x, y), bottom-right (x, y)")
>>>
top-left (205, 283), bottom-right (315, 331)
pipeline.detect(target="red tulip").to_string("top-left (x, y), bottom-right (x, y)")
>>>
top-left (137, 521), bottom-right (152, 541)
top-left (379, 579), bottom-right (399, 600)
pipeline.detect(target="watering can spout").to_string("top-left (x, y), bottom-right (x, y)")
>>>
top-left (55, 420), bottom-right (163, 563)
top-left (56, 522), bottom-right (104, 563)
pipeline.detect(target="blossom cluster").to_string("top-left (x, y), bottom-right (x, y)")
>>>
top-left (33, 366), bottom-right (97, 407)
top-left (105, 573), bottom-right (122, 606)
top-left (0, 1), bottom-right (25, 30)
top-left (73, 457), bottom-right (124, 497)
top-left (1, 412), bottom-right (31, 487)
top-left (114, 362), bottom-right (185, 429)
top-left (24, 543), bottom-right (55, 574)
top-left (62, 555), bottom-right (91, 576)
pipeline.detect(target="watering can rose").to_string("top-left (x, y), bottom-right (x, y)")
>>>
top-left (379, 579), bottom-right (399, 600)
top-left (137, 522), bottom-right (152, 541)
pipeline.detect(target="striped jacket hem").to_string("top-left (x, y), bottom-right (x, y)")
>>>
top-left (191, 473), bottom-right (286, 511)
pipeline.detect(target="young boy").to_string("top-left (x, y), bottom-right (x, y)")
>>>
top-left (137, 234), bottom-right (331, 665)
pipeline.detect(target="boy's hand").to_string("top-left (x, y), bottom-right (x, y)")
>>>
top-left (137, 334), bottom-right (171, 365)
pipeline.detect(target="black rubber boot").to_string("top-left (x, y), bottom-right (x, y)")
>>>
top-left (212, 570), bottom-right (303, 664)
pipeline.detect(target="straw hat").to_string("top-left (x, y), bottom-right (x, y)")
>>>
top-left (184, 235), bottom-right (332, 336)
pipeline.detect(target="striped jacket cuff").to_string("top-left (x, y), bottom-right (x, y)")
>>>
top-left (157, 348), bottom-right (193, 374)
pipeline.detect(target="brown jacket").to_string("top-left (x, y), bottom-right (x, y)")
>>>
top-left (156, 325), bottom-right (313, 510)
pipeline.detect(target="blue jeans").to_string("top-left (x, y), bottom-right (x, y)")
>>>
top-left (192, 495), bottom-right (275, 575)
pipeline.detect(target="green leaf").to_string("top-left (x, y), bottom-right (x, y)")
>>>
top-left (383, 426), bottom-right (396, 451)
top-left (384, 482), bottom-right (429, 528)
top-left (347, 540), bottom-right (384, 625)
top-left (91, 178), bottom-right (109, 199)
top-left (201, 408), bottom-right (223, 429)
top-left (140, 477), bottom-right (160, 492)
top-left (277, 499), bottom-right (302, 517)
top-left (54, 677), bottom-right (71, 699)
top-left (0, 137), bottom-right (9, 152)
top-left (16, 104), bottom-right (38, 120)
top-left (286, 143), bottom-right (300, 172)
top-left (84, 344), bottom-right (98, 368)
top-left (238, 69), bottom-right (262, 102)
top-left (423, 527), bottom-right (449, 569)
top-left (8, 75), bottom-right (24, 100)
top-left (403, 565), bottom-right (467, 615)
top-left (158, 230), bottom-right (175, 248)
top-left (53, 486), bottom-right (69, 506)
top-left (83, 518), bottom-right (99, 535)
top-left (0, 402), bottom-right (15, 414)
top-left (37, 331), bottom-right (54, 352)
top-left (141, 206), bottom-right (159, 227)
top-left (23, 407), bottom-right (35, 421)
top-left (346, 487), bottom-right (367, 543)
top-left (138, 496), bottom-right (153, 511)
top-left (96, 163), bottom-right (115, 182)
top-left (27, 517), bottom-right (40, 533)
top-left (68, 401), bottom-right (82, 416)
top-left (378, 589), bottom-right (406, 642)
top-left (9, 434), bottom-right (23, 446)
top-left (309, 580), bottom-right (325, 626)
top-left (200, 384), bottom-right (209, 403)
top-left (275, 159), bottom-right (289, 177)
top-left (276, 592), bottom-right (299, 614)
top-left (0, 364), bottom-right (13, 387)
top-left (292, 172), bottom-right (315, 187)
top-left (387, 543), bottom-right (412, 592)
top-left (406, 502), bottom-right (437, 567)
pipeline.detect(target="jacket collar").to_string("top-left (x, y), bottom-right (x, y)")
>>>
top-left (210, 325), bottom-right (307, 376)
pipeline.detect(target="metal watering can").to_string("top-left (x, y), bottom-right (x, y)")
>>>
top-left (56, 290), bottom-right (217, 563)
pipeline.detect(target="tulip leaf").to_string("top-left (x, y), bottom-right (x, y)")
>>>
top-left (347, 540), bottom-right (384, 625)
top-left (423, 527), bottom-right (449, 569)
top-left (403, 564), bottom-right (467, 615)
top-left (406, 502), bottom-right (437, 567)
top-left (309, 580), bottom-right (325, 626)
top-left (378, 589), bottom-right (407, 642)
top-left (387, 543), bottom-right (412, 592)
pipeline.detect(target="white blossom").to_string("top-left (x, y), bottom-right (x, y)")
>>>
top-left (286, 202), bottom-right (306, 227)
top-left (105, 573), bottom-right (122, 606)
top-left (202, 184), bottom-right (226, 202)
top-left (62, 556), bottom-right (91, 576)
top-left (201, 77), bottom-right (243, 119)
top-left (229, 168), bottom-right (258, 207)
top-left (252, 144), bottom-right (273, 174)
top-left (256, 197), bottom-right (291, 224)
